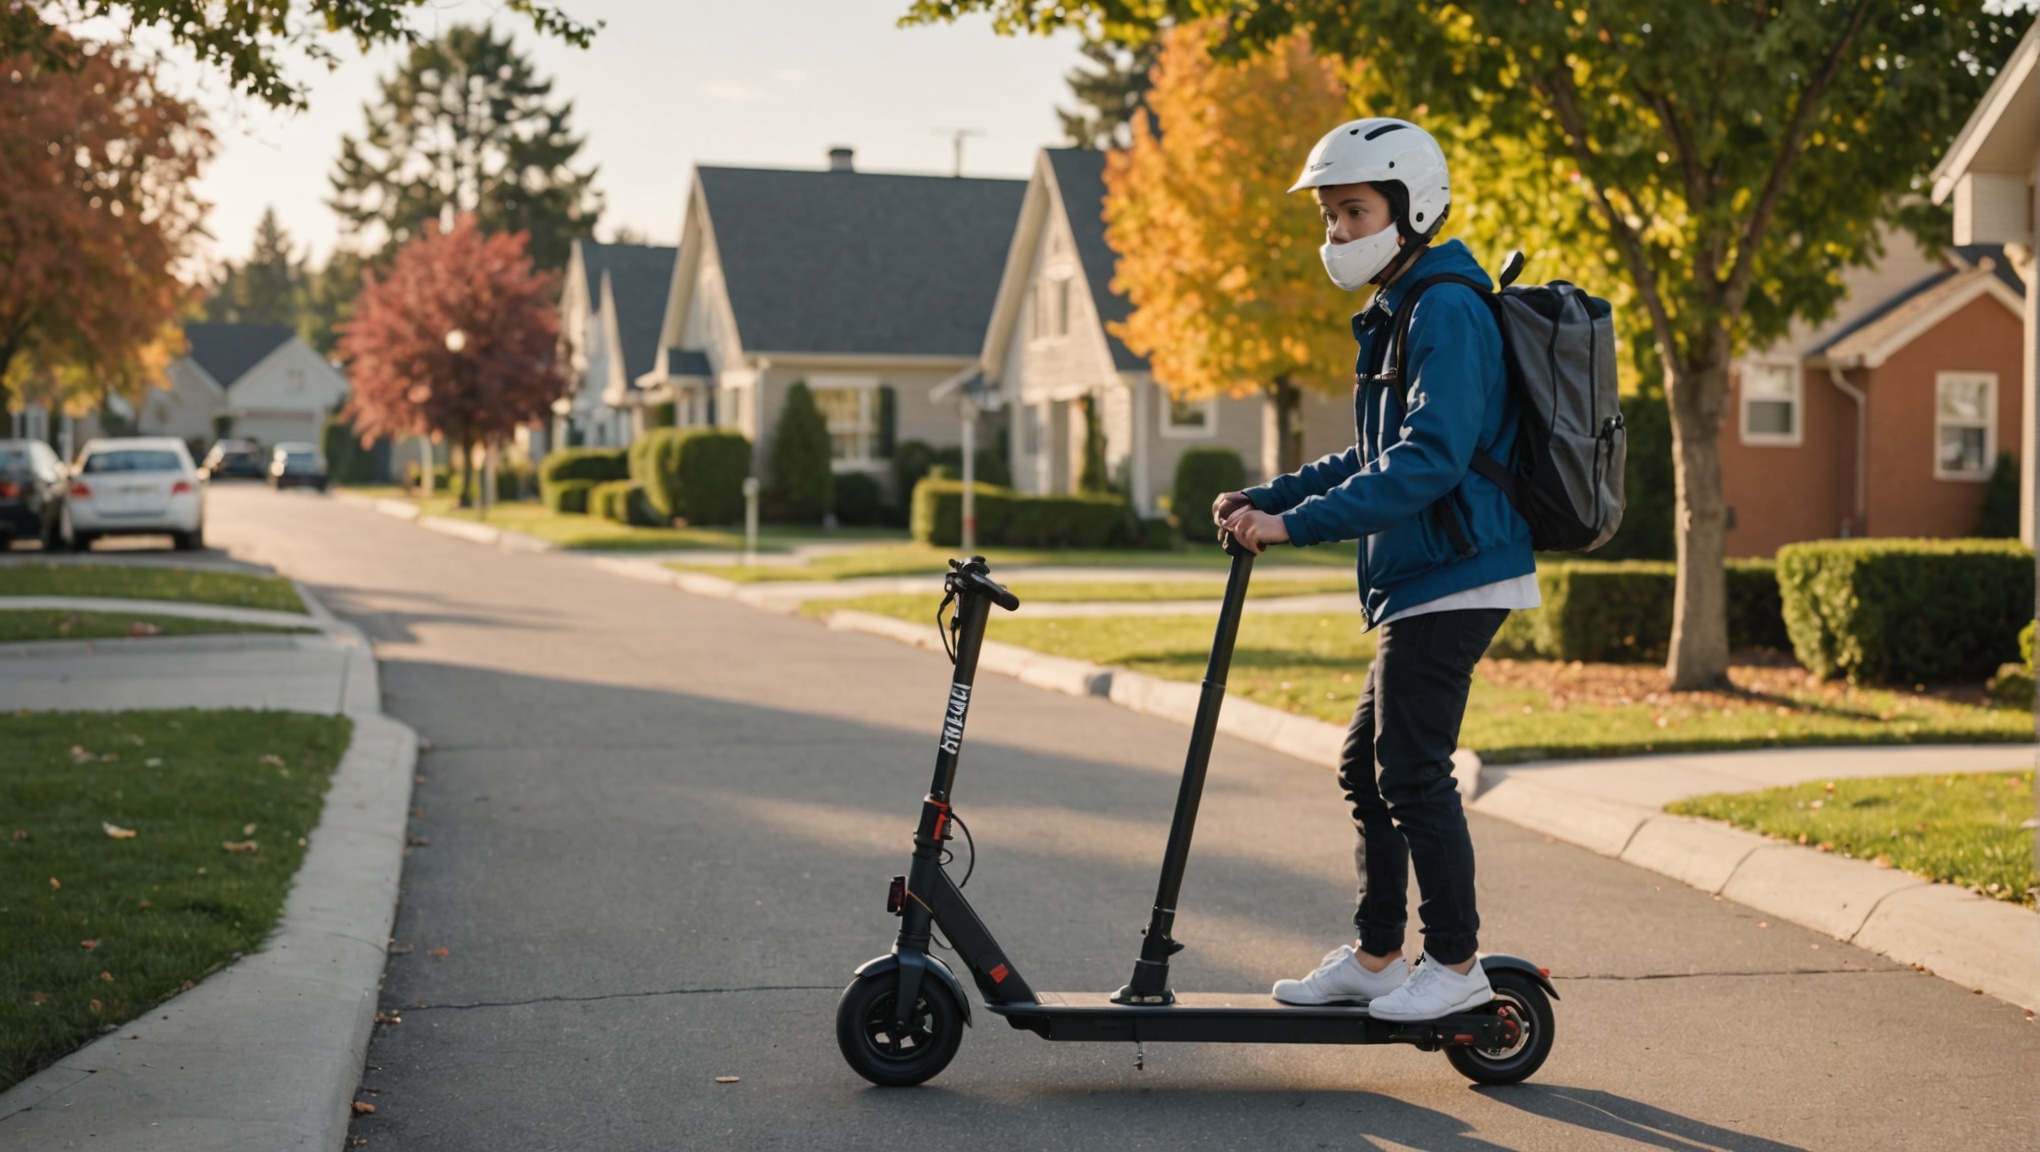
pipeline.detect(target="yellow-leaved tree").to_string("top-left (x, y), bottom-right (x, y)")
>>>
top-left (1103, 24), bottom-right (1355, 474)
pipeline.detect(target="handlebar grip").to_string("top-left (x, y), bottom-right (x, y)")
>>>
top-left (1220, 531), bottom-right (1255, 560)
top-left (984, 580), bottom-right (1021, 612)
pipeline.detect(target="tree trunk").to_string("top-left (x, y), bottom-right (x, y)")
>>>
top-left (457, 430), bottom-right (476, 509)
top-left (1271, 376), bottom-right (1304, 474)
top-left (1665, 349), bottom-right (1733, 689)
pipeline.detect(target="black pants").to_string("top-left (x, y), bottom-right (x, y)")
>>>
top-left (1339, 607), bottom-right (1506, 966)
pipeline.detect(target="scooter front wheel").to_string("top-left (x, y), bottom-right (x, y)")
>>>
top-left (835, 970), bottom-right (965, 1087)
top-left (1444, 969), bottom-right (1555, 1085)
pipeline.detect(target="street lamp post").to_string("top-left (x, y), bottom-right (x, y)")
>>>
top-left (742, 476), bottom-right (761, 565)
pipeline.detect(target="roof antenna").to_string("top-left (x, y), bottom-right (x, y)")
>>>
top-left (933, 127), bottom-right (984, 177)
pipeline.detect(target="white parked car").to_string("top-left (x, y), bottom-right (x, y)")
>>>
top-left (63, 437), bottom-right (206, 552)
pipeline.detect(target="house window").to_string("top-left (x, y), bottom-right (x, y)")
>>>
top-left (1160, 392), bottom-right (1217, 439)
top-left (812, 383), bottom-right (877, 464)
top-left (1935, 372), bottom-right (1996, 480)
top-left (1033, 272), bottom-right (1073, 340)
top-left (1739, 362), bottom-right (1800, 446)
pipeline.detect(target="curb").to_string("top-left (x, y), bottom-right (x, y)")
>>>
top-left (333, 488), bottom-right (553, 553)
top-left (0, 595), bottom-right (319, 631)
top-left (0, 586), bottom-right (420, 1148)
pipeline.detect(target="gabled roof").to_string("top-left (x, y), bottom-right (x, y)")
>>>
top-left (694, 166), bottom-right (1026, 357)
top-left (181, 323), bottom-right (296, 388)
top-left (1809, 251), bottom-right (2025, 369)
top-left (574, 240), bottom-right (678, 387)
top-left (1043, 149), bottom-right (1145, 372)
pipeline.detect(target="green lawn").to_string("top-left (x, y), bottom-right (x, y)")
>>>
top-left (818, 597), bottom-right (2032, 761)
top-left (351, 489), bottom-right (908, 553)
top-left (0, 564), bottom-right (304, 613)
top-left (669, 540), bottom-right (1356, 583)
top-left (0, 610), bottom-right (314, 644)
top-left (0, 710), bottom-right (353, 1090)
top-left (1669, 772), bottom-right (2038, 906)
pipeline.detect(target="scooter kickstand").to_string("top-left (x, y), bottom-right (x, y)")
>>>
top-left (1133, 1041), bottom-right (1145, 1072)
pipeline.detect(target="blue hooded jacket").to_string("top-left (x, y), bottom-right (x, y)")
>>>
top-left (1242, 239), bottom-right (1535, 625)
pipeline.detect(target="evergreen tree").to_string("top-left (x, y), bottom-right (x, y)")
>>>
top-left (1058, 38), bottom-right (1158, 149)
top-left (770, 381), bottom-right (834, 524)
top-left (328, 23), bottom-right (600, 272)
top-left (205, 207), bottom-right (307, 328)
top-left (1975, 451), bottom-right (2020, 539)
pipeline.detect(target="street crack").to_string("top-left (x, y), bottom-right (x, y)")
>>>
top-left (398, 983), bottom-right (840, 1012)
top-left (1557, 967), bottom-right (1906, 981)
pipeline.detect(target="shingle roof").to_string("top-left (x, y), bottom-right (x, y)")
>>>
top-left (666, 349), bottom-right (711, 378)
top-left (575, 240), bottom-right (678, 388)
top-left (181, 323), bottom-right (296, 388)
top-left (696, 166), bottom-right (1026, 357)
top-left (1044, 149), bottom-right (1146, 371)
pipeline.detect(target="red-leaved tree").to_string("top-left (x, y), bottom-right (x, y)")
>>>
top-left (338, 214), bottom-right (562, 506)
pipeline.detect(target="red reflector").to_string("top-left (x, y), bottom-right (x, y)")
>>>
top-left (989, 964), bottom-right (1009, 984)
top-left (0, 482), bottom-right (17, 499)
top-left (171, 480), bottom-right (192, 495)
top-left (70, 482), bottom-right (92, 498)
top-left (1453, 1034), bottom-right (1474, 1044)
top-left (1538, 967), bottom-right (1550, 977)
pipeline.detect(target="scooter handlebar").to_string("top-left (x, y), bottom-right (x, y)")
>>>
top-left (950, 558), bottom-right (1021, 612)
top-left (1219, 531), bottom-right (1255, 560)
top-left (978, 576), bottom-right (1021, 612)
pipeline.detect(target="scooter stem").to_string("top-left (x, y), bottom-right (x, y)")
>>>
top-left (1116, 535), bottom-right (1255, 1004)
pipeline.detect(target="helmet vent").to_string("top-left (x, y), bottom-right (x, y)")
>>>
top-left (1363, 123), bottom-right (1408, 141)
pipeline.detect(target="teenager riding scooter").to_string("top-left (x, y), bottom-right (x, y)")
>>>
top-left (1217, 117), bottom-right (1538, 1023)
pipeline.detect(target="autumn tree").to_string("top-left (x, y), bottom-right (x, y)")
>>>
top-left (1102, 23), bottom-right (1354, 474)
top-left (2, 2), bottom-right (594, 110)
top-left (330, 23), bottom-right (600, 272)
top-left (0, 36), bottom-right (209, 416)
top-left (915, 0), bottom-right (2030, 690)
top-left (205, 207), bottom-right (309, 329)
top-left (338, 215), bottom-right (562, 507)
top-left (1060, 37), bottom-right (1158, 149)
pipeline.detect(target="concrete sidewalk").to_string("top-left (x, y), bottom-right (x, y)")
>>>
top-left (0, 592), bottom-right (418, 1150)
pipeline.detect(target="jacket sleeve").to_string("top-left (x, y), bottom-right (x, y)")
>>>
top-left (1241, 445), bottom-right (1360, 515)
top-left (1277, 288), bottom-right (1498, 547)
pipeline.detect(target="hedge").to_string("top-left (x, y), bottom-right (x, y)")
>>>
top-left (1172, 446), bottom-right (1246, 542)
top-left (1489, 559), bottom-right (1788, 663)
top-left (833, 472), bottom-right (888, 526)
top-left (539, 448), bottom-right (628, 510)
top-left (590, 479), bottom-right (659, 527)
top-left (910, 478), bottom-right (1137, 549)
top-left (1776, 538), bottom-right (2034, 685)
top-left (630, 427), bottom-right (751, 525)
top-left (544, 477), bottom-right (596, 514)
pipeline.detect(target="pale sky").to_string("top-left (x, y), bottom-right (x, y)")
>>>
top-left (185, 0), bottom-right (1088, 267)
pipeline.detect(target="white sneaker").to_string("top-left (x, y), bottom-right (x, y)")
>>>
top-left (1271, 945), bottom-right (1409, 1006)
top-left (1365, 953), bottom-right (1492, 1021)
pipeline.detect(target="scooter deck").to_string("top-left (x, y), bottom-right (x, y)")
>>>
top-left (987, 991), bottom-right (1511, 1047)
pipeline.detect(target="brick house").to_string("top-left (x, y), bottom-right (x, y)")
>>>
top-left (1722, 242), bottom-right (2026, 557)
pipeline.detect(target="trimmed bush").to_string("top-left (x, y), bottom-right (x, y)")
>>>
top-left (1138, 517), bottom-right (1178, 551)
top-left (1777, 538), bottom-right (2035, 685)
top-left (770, 381), bottom-right (832, 523)
top-left (539, 447), bottom-right (627, 510)
top-left (1488, 559), bottom-right (1789, 663)
top-left (590, 479), bottom-right (659, 527)
top-left (910, 478), bottom-right (1136, 549)
top-left (833, 472), bottom-right (887, 526)
top-left (1172, 446), bottom-right (1247, 542)
top-left (631, 427), bottom-right (751, 525)
top-left (545, 478), bottom-right (596, 514)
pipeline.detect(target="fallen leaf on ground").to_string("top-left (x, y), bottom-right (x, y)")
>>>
top-left (351, 1101), bottom-right (376, 1115)
top-left (69, 745), bottom-right (94, 763)
top-left (12, 829), bottom-right (27, 840)
top-left (144, 758), bottom-right (162, 767)
top-left (49, 877), bottom-right (60, 890)
top-left (127, 621), bottom-right (161, 636)
top-left (259, 754), bottom-right (284, 767)
top-left (714, 1076), bottom-right (740, 1084)
top-left (374, 1012), bottom-right (402, 1024)
top-left (89, 999), bottom-right (101, 1013)
top-left (407, 837), bottom-right (429, 847)
top-left (137, 899), bottom-right (150, 909)
top-left (243, 823), bottom-right (257, 835)
top-left (28, 993), bottom-right (48, 1005)
top-left (103, 823), bottom-right (137, 840)
top-left (80, 939), bottom-right (98, 951)
top-left (181, 979), bottom-right (195, 990)
top-left (100, 971), bottom-right (114, 982)
top-left (222, 840), bottom-right (259, 854)
top-left (1755, 922), bottom-right (1769, 929)
top-left (426, 947), bottom-right (450, 958)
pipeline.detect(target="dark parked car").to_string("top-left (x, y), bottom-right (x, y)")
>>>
top-left (269, 442), bottom-right (329, 492)
top-left (0, 438), bottom-right (68, 549)
top-left (201, 438), bottom-right (266, 481)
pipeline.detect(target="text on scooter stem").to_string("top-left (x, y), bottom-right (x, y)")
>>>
top-left (939, 684), bottom-right (971, 754)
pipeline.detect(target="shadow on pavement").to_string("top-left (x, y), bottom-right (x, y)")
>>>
top-left (1478, 1085), bottom-right (1810, 1151)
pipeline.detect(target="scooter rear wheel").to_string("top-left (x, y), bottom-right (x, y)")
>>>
top-left (835, 971), bottom-right (964, 1087)
top-left (1444, 969), bottom-right (1554, 1085)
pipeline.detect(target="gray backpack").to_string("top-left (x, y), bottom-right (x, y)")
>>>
top-left (1388, 253), bottom-right (1626, 552)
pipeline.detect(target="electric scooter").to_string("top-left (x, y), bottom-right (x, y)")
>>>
top-left (835, 538), bottom-right (1558, 1087)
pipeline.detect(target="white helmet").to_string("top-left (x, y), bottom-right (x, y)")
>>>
top-left (1291, 117), bottom-right (1451, 241)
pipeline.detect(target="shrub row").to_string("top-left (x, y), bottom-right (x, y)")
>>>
top-left (910, 479), bottom-right (1141, 549)
top-left (1489, 559), bottom-right (1788, 663)
top-left (590, 479), bottom-right (659, 527)
top-left (544, 478), bottom-right (595, 514)
top-left (630, 427), bottom-right (751, 525)
top-left (1776, 538), bottom-right (2033, 685)
top-left (538, 448), bottom-right (628, 511)
top-left (1172, 446), bottom-right (1246, 542)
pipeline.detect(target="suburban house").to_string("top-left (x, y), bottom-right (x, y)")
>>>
top-left (1721, 239), bottom-right (2027, 556)
top-left (978, 148), bottom-right (1349, 518)
top-left (638, 148), bottom-right (1027, 491)
top-left (1930, 17), bottom-right (2039, 546)
top-left (96, 323), bottom-right (349, 457)
top-left (553, 239), bottom-right (679, 449)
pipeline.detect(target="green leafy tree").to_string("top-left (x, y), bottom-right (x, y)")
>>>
top-left (204, 207), bottom-right (307, 329)
top-left (912, 0), bottom-right (2032, 690)
top-left (770, 381), bottom-right (834, 523)
top-left (329, 23), bottom-right (600, 271)
top-left (1060, 37), bottom-right (1159, 149)
top-left (1, 2), bottom-right (594, 111)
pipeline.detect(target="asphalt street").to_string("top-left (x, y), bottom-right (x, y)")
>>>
top-left (197, 485), bottom-right (2038, 1151)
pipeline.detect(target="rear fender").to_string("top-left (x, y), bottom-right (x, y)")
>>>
top-left (1479, 953), bottom-right (1559, 1000)
top-left (852, 951), bottom-right (973, 1026)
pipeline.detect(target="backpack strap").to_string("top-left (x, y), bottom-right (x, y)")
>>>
top-left (1380, 274), bottom-right (1526, 510)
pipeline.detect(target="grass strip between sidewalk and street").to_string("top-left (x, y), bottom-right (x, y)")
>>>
top-left (0, 610), bottom-right (315, 644)
top-left (816, 596), bottom-right (2032, 761)
top-left (669, 540), bottom-right (1357, 583)
top-left (0, 709), bottom-right (352, 1091)
top-left (1668, 772), bottom-right (2038, 907)
top-left (0, 564), bottom-right (304, 614)
top-left (343, 487), bottom-right (906, 553)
